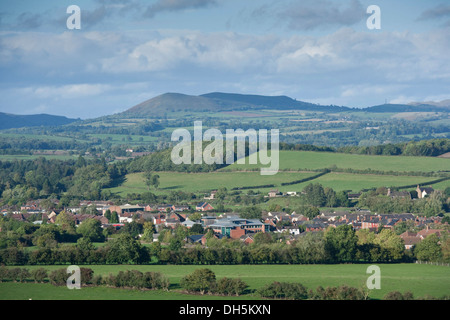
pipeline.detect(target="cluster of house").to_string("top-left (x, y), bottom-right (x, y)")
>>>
top-left (1, 200), bottom-right (214, 225)
top-left (268, 185), bottom-right (435, 200)
top-left (2, 184), bottom-right (446, 249)
top-left (263, 210), bottom-right (447, 249)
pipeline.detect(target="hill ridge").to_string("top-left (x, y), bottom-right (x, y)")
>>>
top-left (122, 91), bottom-right (351, 116)
top-left (0, 112), bottom-right (79, 130)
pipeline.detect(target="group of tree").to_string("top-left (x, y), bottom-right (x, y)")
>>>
top-left (337, 138), bottom-right (450, 157)
top-left (358, 188), bottom-right (449, 216)
top-left (0, 156), bottom-right (127, 205)
top-left (302, 183), bottom-right (350, 208)
top-left (0, 232), bottom-right (150, 266)
top-left (257, 281), bottom-right (370, 300)
top-left (181, 268), bottom-right (248, 296)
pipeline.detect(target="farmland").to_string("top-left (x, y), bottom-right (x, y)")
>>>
top-left (1, 264), bottom-right (449, 300)
top-left (107, 171), bottom-right (448, 197)
top-left (224, 150), bottom-right (450, 173)
top-left (106, 150), bottom-right (450, 197)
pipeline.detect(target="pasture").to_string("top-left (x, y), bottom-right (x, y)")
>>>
top-left (107, 170), bottom-right (448, 197)
top-left (225, 150), bottom-right (450, 173)
top-left (1, 264), bottom-right (449, 300)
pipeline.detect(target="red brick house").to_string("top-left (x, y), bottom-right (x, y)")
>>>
top-left (196, 202), bottom-right (214, 212)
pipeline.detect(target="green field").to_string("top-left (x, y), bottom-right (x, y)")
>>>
top-left (1, 264), bottom-right (449, 300)
top-left (292, 172), bottom-right (449, 192)
top-left (107, 170), bottom-right (449, 197)
top-left (0, 154), bottom-right (86, 161)
top-left (107, 171), bottom-right (318, 196)
top-left (88, 133), bottom-right (158, 145)
top-left (0, 132), bottom-right (83, 142)
top-left (225, 151), bottom-right (450, 173)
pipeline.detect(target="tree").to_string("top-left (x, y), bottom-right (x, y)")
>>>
top-left (121, 220), bottom-right (143, 238)
top-left (441, 236), bottom-right (450, 263)
top-left (324, 187), bottom-right (337, 207)
top-left (76, 236), bottom-right (95, 252)
top-left (324, 225), bottom-right (358, 262)
top-left (144, 172), bottom-right (160, 191)
top-left (336, 191), bottom-right (350, 207)
top-left (77, 218), bottom-right (104, 242)
top-left (239, 206), bottom-right (262, 219)
top-left (181, 268), bottom-right (216, 295)
top-left (253, 232), bottom-right (273, 245)
top-left (190, 223), bottom-right (204, 235)
top-left (216, 277), bottom-right (248, 296)
top-left (374, 228), bottom-right (405, 261)
top-left (414, 233), bottom-right (442, 262)
top-left (109, 211), bottom-right (119, 224)
top-left (299, 206), bottom-right (320, 220)
top-left (303, 183), bottom-right (326, 207)
top-left (141, 222), bottom-right (156, 242)
top-left (189, 212), bottom-right (202, 221)
top-left (215, 187), bottom-right (228, 201)
top-left (106, 233), bottom-right (148, 264)
top-left (423, 191), bottom-right (445, 217)
top-left (54, 211), bottom-right (76, 234)
top-left (31, 268), bottom-right (48, 283)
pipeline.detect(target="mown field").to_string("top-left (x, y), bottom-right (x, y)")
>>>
top-left (106, 149), bottom-right (450, 196)
top-left (1, 264), bottom-right (449, 300)
top-left (225, 150), bottom-right (450, 173)
top-left (107, 171), bottom-right (318, 196)
top-left (108, 170), bottom-right (448, 197)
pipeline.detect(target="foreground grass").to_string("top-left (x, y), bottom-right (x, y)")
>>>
top-left (1, 264), bottom-right (449, 300)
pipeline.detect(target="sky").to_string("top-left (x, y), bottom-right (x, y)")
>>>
top-left (0, 0), bottom-right (449, 119)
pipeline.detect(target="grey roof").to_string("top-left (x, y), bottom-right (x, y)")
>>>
top-left (209, 217), bottom-right (265, 228)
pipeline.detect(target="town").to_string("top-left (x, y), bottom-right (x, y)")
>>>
top-left (3, 183), bottom-right (447, 253)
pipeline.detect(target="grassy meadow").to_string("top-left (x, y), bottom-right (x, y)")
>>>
top-left (108, 171), bottom-right (448, 197)
top-left (1, 264), bottom-right (449, 300)
top-left (225, 150), bottom-right (450, 173)
top-left (106, 150), bottom-right (450, 196)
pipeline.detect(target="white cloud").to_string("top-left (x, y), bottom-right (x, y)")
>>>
top-left (1, 18), bottom-right (449, 117)
top-left (144, 0), bottom-right (218, 18)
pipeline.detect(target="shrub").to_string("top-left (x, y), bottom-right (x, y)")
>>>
top-left (215, 277), bottom-right (248, 296)
top-left (312, 285), bottom-right (365, 300)
top-left (104, 270), bottom-right (170, 290)
top-left (384, 291), bottom-right (405, 300)
top-left (31, 268), bottom-right (48, 283)
top-left (17, 268), bottom-right (30, 282)
top-left (142, 271), bottom-right (170, 290)
top-left (80, 267), bottom-right (94, 284)
top-left (257, 281), bottom-right (308, 300)
top-left (181, 268), bottom-right (216, 295)
top-left (91, 275), bottom-right (103, 286)
top-left (384, 290), bottom-right (414, 300)
top-left (0, 266), bottom-right (9, 282)
top-left (49, 267), bottom-right (94, 286)
top-left (49, 268), bottom-right (68, 286)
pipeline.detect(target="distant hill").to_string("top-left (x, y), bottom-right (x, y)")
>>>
top-left (364, 103), bottom-right (450, 113)
top-left (409, 99), bottom-right (450, 108)
top-left (0, 112), bottom-right (79, 130)
top-left (121, 92), bottom-right (351, 116)
top-left (124, 93), bottom-right (222, 115)
top-left (201, 92), bottom-right (351, 112)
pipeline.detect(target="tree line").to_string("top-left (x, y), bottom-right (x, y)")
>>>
top-left (0, 156), bottom-right (128, 205)
top-left (1, 222), bottom-right (448, 266)
top-left (281, 138), bottom-right (450, 157)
